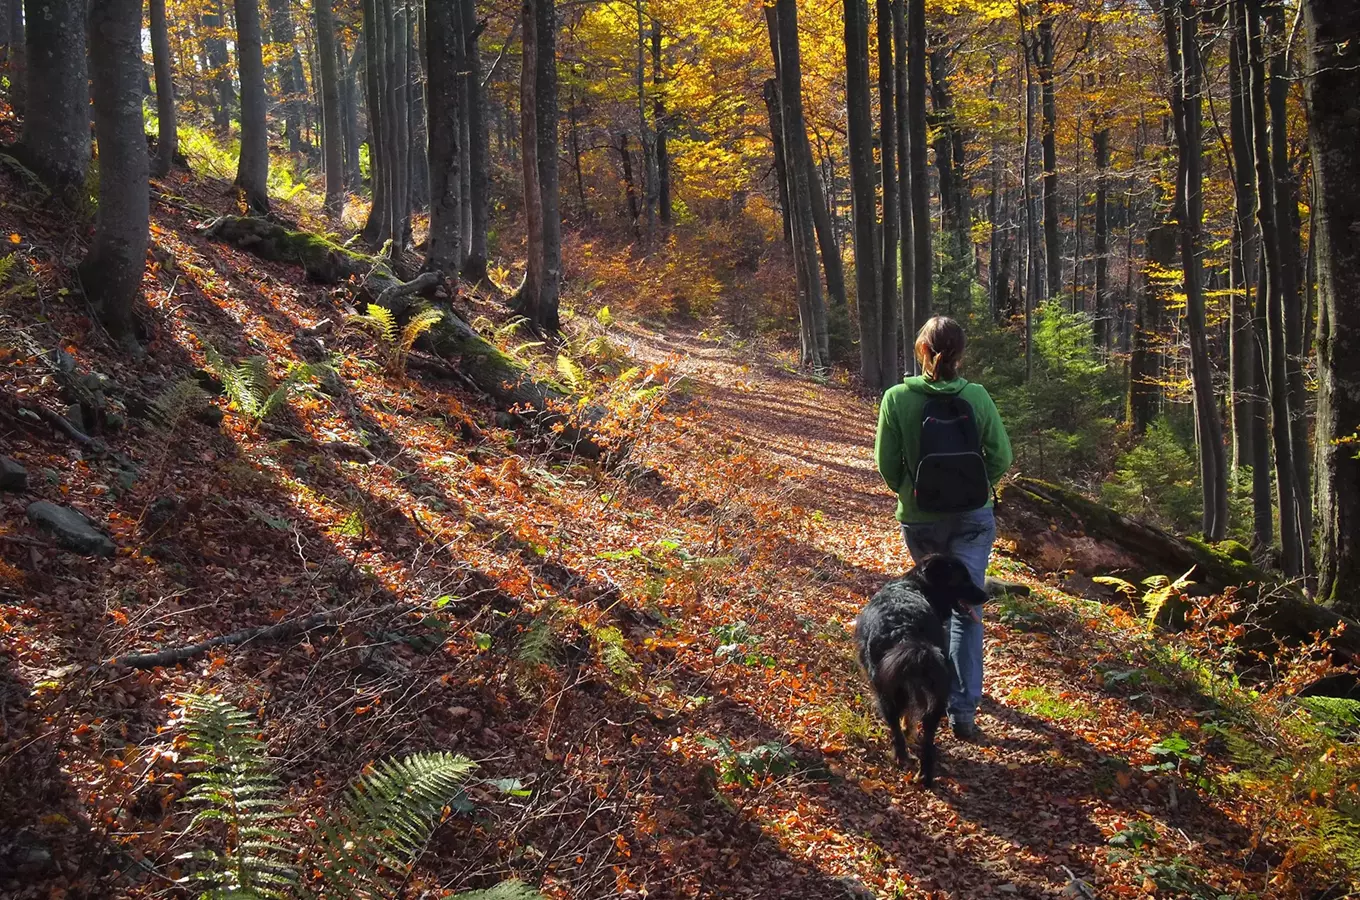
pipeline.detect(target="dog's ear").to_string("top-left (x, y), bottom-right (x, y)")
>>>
top-left (920, 555), bottom-right (971, 590)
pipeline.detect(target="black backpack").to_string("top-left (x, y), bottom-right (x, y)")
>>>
top-left (908, 387), bottom-right (991, 514)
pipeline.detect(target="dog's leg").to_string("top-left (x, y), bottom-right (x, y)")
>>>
top-left (879, 697), bottom-right (910, 767)
top-left (918, 706), bottom-right (945, 786)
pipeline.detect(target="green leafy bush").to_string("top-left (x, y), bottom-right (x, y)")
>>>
top-left (204, 346), bottom-right (329, 424)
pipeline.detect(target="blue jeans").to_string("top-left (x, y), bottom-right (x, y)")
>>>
top-left (899, 506), bottom-right (996, 727)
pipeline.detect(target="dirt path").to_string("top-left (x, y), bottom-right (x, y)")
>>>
top-left (615, 323), bottom-right (1272, 899)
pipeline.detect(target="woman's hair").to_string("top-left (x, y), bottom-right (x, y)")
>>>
top-left (914, 316), bottom-right (966, 382)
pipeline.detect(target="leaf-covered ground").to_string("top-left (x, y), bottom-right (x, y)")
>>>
top-left (0, 154), bottom-right (1345, 899)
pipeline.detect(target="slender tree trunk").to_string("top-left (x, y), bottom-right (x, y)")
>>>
top-left (17, 0), bottom-right (88, 194)
top-left (876, 0), bottom-right (898, 389)
top-left (342, 45), bottom-right (363, 190)
top-left (360, 0), bottom-right (389, 243)
top-left (773, 0), bottom-right (827, 368)
top-left (516, 0), bottom-right (543, 318)
top-left (1228, 1), bottom-right (1271, 548)
top-left (266, 0), bottom-right (305, 153)
top-left (1037, 9), bottom-right (1059, 302)
top-left (425, 0), bottom-right (462, 276)
top-left (1245, 0), bottom-right (1301, 575)
top-left (204, 0), bottom-right (234, 131)
top-left (652, 21), bottom-right (670, 225)
top-left (315, 0), bottom-right (344, 215)
top-left (844, 0), bottom-right (880, 390)
top-left (619, 132), bottom-right (641, 237)
top-left (535, 0), bottom-right (561, 330)
top-left (149, 0), bottom-right (178, 178)
top-left (80, 0), bottom-right (149, 341)
top-left (1130, 225), bottom-right (1176, 436)
top-left (1092, 122), bottom-right (1110, 348)
top-left (894, 0), bottom-right (912, 368)
top-left (929, 43), bottom-right (968, 312)
top-left (2, 0), bottom-right (25, 114)
top-left (763, 79), bottom-right (793, 245)
top-left (235, 0), bottom-right (272, 213)
top-left (390, 0), bottom-right (412, 246)
top-left (906, 0), bottom-right (930, 333)
top-left (462, 0), bottom-right (489, 281)
top-left (1306, 0), bottom-right (1360, 612)
top-left (1021, 37), bottom-right (1037, 376)
top-left (1166, 0), bottom-right (1228, 539)
top-left (1265, 4), bottom-right (1311, 572)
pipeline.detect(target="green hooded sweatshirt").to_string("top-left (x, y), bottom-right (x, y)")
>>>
top-left (874, 376), bottom-right (1014, 523)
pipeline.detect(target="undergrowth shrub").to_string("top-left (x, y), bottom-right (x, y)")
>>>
top-left (204, 345), bottom-right (330, 425)
top-left (174, 693), bottom-right (544, 900)
top-left (347, 303), bottom-right (443, 376)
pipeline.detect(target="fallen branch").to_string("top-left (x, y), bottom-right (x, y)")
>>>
top-left (112, 612), bottom-right (334, 669)
top-left (33, 405), bottom-right (93, 445)
top-left (376, 270), bottom-right (441, 308)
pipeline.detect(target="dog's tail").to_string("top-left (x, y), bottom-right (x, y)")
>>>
top-left (874, 641), bottom-right (950, 715)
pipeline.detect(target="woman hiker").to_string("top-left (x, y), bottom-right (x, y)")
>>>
top-left (874, 315), bottom-right (1014, 741)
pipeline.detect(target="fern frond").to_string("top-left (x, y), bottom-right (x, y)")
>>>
top-left (591, 625), bottom-right (636, 680)
top-left (308, 752), bottom-right (475, 898)
top-left (367, 304), bottom-right (400, 345)
top-left (177, 693), bottom-right (300, 899)
top-left (0, 253), bottom-right (18, 287)
top-left (452, 881), bottom-right (547, 900)
top-left (516, 607), bottom-right (559, 668)
top-left (555, 354), bottom-right (586, 392)
top-left (152, 377), bottom-right (211, 428)
top-left (400, 307), bottom-right (444, 357)
top-left (496, 317), bottom-right (530, 341)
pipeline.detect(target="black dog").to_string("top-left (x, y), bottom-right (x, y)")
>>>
top-left (854, 555), bottom-right (988, 785)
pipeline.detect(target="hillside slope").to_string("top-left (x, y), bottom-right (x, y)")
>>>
top-left (0, 161), bottom-right (1353, 899)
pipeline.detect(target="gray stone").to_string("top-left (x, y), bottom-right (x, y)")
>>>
top-left (63, 403), bottom-right (86, 434)
top-left (0, 457), bottom-right (27, 492)
top-left (25, 501), bottom-right (116, 556)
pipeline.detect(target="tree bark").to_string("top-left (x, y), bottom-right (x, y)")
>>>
top-left (618, 132), bottom-right (642, 237)
top-left (204, 0), bottom-right (235, 131)
top-left (929, 42), bottom-right (969, 313)
top-left (906, 0), bottom-right (931, 334)
top-left (535, 0), bottom-right (562, 330)
top-left (315, 0), bottom-right (344, 216)
top-left (460, 0), bottom-right (489, 281)
top-left (80, 0), bottom-right (149, 341)
top-left (266, 0), bottom-right (306, 153)
top-left (844, 0), bottom-right (880, 390)
top-left (342, 45), bottom-right (363, 190)
top-left (360, 0), bottom-right (389, 243)
top-left (16, 0), bottom-right (89, 194)
top-left (1129, 225), bottom-right (1175, 436)
top-left (875, 0), bottom-right (898, 389)
top-left (1092, 123), bottom-right (1109, 349)
top-left (1306, 0), bottom-right (1360, 613)
top-left (425, 0), bottom-right (463, 277)
top-left (2, 0), bottom-right (25, 114)
top-left (1165, 0), bottom-right (1228, 540)
top-left (772, 0), bottom-right (828, 368)
top-left (762, 78), bottom-right (793, 246)
top-left (148, 0), bottom-right (178, 178)
top-left (893, 0), bottom-right (913, 368)
top-left (234, 0), bottom-right (272, 213)
top-left (1244, 0), bottom-right (1302, 575)
top-left (652, 21), bottom-right (670, 225)
top-left (513, 0), bottom-right (546, 328)
top-left (1037, 8), bottom-right (1059, 302)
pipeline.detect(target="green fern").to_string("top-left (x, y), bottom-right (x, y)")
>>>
top-left (1300, 696), bottom-right (1360, 737)
top-left (177, 694), bottom-right (299, 900)
top-left (204, 346), bottom-right (325, 424)
top-left (176, 694), bottom-right (524, 900)
top-left (347, 303), bottom-right (444, 376)
top-left (555, 354), bottom-right (586, 392)
top-left (590, 625), bottom-right (637, 680)
top-left (451, 882), bottom-right (547, 900)
top-left (152, 377), bottom-right (212, 428)
top-left (308, 752), bottom-right (477, 898)
top-left (516, 606), bottom-right (560, 668)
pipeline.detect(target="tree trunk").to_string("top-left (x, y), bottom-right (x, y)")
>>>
top-left (1037, 10), bottom-right (1059, 302)
top-left (1306, 0), bottom-right (1360, 613)
top-left (390, 0), bottom-right (412, 246)
top-left (618, 133), bottom-right (641, 236)
top-left (652, 21), bottom-right (670, 225)
top-left (235, 0), bottom-right (272, 213)
top-left (16, 0), bottom-right (89, 194)
top-left (341, 44), bottom-right (363, 190)
top-left (1244, 0), bottom-right (1302, 575)
top-left (1265, 4), bottom-right (1311, 573)
top-left (204, 0), bottom-right (234, 132)
top-left (2, 0), bottom-right (25, 114)
top-left (1092, 123), bottom-right (1110, 348)
top-left (1166, 0), bottom-right (1229, 540)
top-left (315, 0), bottom-right (344, 215)
top-left (148, 0), bottom-right (178, 178)
top-left (1228, 1), bottom-right (1273, 550)
top-left (1130, 225), bottom-right (1175, 436)
top-left (906, 0), bottom-right (931, 334)
top-left (929, 43), bottom-right (969, 313)
top-left (893, 0), bottom-right (912, 368)
top-left (535, 0), bottom-right (561, 330)
top-left (844, 0), bottom-right (880, 391)
top-left (773, 0), bottom-right (828, 368)
top-left (360, 0), bottom-right (389, 243)
top-left (80, 0), bottom-right (149, 341)
top-left (762, 78), bottom-right (793, 245)
top-left (461, 0), bottom-right (489, 282)
top-left (425, 0), bottom-right (462, 277)
top-left (875, 0), bottom-right (898, 389)
top-left (266, 0), bottom-right (305, 153)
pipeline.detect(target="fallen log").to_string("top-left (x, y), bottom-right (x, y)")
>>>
top-left (200, 215), bottom-right (613, 459)
top-left (112, 612), bottom-right (335, 669)
top-left (997, 476), bottom-right (1360, 660)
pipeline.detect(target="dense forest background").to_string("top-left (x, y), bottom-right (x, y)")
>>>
top-left (1, 0), bottom-right (1360, 896)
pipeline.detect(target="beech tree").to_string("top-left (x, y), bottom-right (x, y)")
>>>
top-left (80, 0), bottom-right (149, 340)
top-left (16, 0), bottom-right (89, 194)
top-left (234, 0), bottom-right (271, 213)
top-left (149, 0), bottom-right (178, 178)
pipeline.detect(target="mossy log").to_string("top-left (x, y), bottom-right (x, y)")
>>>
top-left (998, 476), bottom-right (1360, 660)
top-left (202, 215), bottom-right (611, 459)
